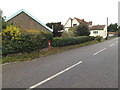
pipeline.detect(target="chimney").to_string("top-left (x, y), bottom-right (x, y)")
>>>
top-left (89, 21), bottom-right (92, 25)
top-left (82, 19), bottom-right (84, 21)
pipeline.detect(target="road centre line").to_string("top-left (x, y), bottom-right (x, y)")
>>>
top-left (93, 48), bottom-right (106, 56)
top-left (109, 44), bottom-right (115, 47)
top-left (27, 61), bottom-right (83, 90)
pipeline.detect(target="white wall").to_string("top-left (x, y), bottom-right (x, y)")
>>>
top-left (72, 18), bottom-right (79, 26)
top-left (64, 18), bottom-right (79, 31)
top-left (90, 26), bottom-right (107, 38)
top-left (90, 25), bottom-right (107, 38)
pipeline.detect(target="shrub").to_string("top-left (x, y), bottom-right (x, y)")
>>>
top-left (61, 30), bottom-right (75, 37)
top-left (95, 36), bottom-right (102, 42)
top-left (2, 25), bottom-right (21, 41)
top-left (52, 36), bottom-right (94, 47)
top-left (73, 24), bottom-right (90, 36)
top-left (2, 30), bottom-right (53, 56)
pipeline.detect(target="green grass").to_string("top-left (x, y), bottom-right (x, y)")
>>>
top-left (2, 37), bottom-right (117, 64)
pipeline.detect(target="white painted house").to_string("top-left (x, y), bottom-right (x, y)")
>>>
top-left (64, 17), bottom-right (92, 32)
top-left (89, 25), bottom-right (107, 38)
top-left (64, 17), bottom-right (107, 38)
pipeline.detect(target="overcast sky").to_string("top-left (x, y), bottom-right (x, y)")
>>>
top-left (1, 0), bottom-right (119, 25)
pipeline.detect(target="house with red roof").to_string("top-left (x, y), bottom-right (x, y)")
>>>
top-left (89, 25), bottom-right (107, 38)
top-left (64, 17), bottom-right (92, 32)
top-left (64, 17), bottom-right (107, 38)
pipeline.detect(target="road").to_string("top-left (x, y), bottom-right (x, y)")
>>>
top-left (2, 38), bottom-right (118, 89)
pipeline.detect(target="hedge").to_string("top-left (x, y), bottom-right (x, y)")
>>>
top-left (2, 31), bottom-right (53, 56)
top-left (2, 31), bottom-right (94, 56)
top-left (52, 36), bottom-right (94, 47)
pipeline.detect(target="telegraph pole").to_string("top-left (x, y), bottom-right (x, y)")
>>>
top-left (107, 17), bottom-right (108, 28)
top-left (118, 1), bottom-right (120, 26)
top-left (106, 17), bottom-right (108, 40)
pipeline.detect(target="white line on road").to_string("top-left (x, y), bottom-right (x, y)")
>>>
top-left (93, 48), bottom-right (106, 56)
top-left (109, 44), bottom-right (115, 47)
top-left (27, 61), bottom-right (83, 90)
top-left (115, 41), bottom-right (118, 44)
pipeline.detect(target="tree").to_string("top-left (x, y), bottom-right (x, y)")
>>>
top-left (46, 22), bottom-right (63, 37)
top-left (2, 17), bottom-right (8, 29)
top-left (107, 23), bottom-right (118, 32)
top-left (0, 9), bottom-right (8, 30)
top-left (73, 23), bottom-right (90, 36)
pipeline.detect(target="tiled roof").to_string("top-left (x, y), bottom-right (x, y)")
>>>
top-left (5, 9), bottom-right (53, 32)
top-left (74, 17), bottom-right (92, 25)
top-left (108, 32), bottom-right (117, 34)
top-left (89, 25), bottom-right (106, 30)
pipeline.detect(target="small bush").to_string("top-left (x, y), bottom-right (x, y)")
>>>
top-left (52, 36), bottom-right (94, 47)
top-left (95, 36), bottom-right (102, 42)
top-left (61, 30), bottom-right (75, 37)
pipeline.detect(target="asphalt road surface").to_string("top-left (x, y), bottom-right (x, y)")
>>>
top-left (2, 38), bottom-right (119, 89)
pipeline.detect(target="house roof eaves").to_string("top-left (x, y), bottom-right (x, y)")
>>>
top-left (5, 9), bottom-right (53, 32)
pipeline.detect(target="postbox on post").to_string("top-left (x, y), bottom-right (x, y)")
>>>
top-left (48, 40), bottom-right (52, 50)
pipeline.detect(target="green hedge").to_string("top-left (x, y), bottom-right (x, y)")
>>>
top-left (2, 32), bottom-right (53, 56)
top-left (52, 36), bottom-right (94, 47)
top-left (3, 32), bottom-right (94, 56)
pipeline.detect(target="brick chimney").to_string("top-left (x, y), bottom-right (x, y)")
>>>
top-left (89, 21), bottom-right (92, 25)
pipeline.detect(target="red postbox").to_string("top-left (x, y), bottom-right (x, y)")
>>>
top-left (48, 40), bottom-right (51, 46)
top-left (48, 40), bottom-right (52, 50)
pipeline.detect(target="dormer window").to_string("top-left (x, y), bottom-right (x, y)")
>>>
top-left (73, 24), bottom-right (77, 26)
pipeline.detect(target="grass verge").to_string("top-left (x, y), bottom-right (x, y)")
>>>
top-left (2, 37), bottom-right (117, 64)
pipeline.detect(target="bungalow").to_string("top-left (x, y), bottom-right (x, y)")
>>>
top-left (5, 9), bottom-right (53, 32)
top-left (108, 32), bottom-right (117, 37)
top-left (64, 17), bottom-right (92, 32)
top-left (89, 25), bottom-right (107, 38)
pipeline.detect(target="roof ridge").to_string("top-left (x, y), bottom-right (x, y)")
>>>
top-left (89, 25), bottom-right (106, 30)
top-left (5, 9), bottom-right (53, 32)
top-left (74, 17), bottom-right (92, 25)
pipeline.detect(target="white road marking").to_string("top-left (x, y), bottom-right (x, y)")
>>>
top-left (109, 44), bottom-right (115, 47)
top-left (93, 48), bottom-right (106, 56)
top-left (115, 41), bottom-right (118, 44)
top-left (27, 61), bottom-right (83, 90)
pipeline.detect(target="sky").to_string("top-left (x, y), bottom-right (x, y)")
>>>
top-left (1, 0), bottom-right (119, 25)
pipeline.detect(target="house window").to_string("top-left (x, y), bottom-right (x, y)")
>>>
top-left (93, 31), bottom-right (98, 34)
top-left (73, 24), bottom-right (77, 26)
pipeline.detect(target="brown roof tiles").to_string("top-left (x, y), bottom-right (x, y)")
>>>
top-left (74, 17), bottom-right (92, 25)
top-left (89, 25), bottom-right (106, 30)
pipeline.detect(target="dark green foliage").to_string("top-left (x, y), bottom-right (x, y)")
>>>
top-left (2, 32), bottom-right (53, 56)
top-left (95, 36), bottom-right (102, 42)
top-left (46, 22), bottom-right (63, 37)
top-left (2, 17), bottom-right (9, 29)
top-left (52, 36), bottom-right (94, 47)
top-left (0, 10), bottom-right (9, 30)
top-left (2, 19), bottom-right (8, 29)
top-left (107, 23), bottom-right (118, 32)
top-left (73, 24), bottom-right (90, 36)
